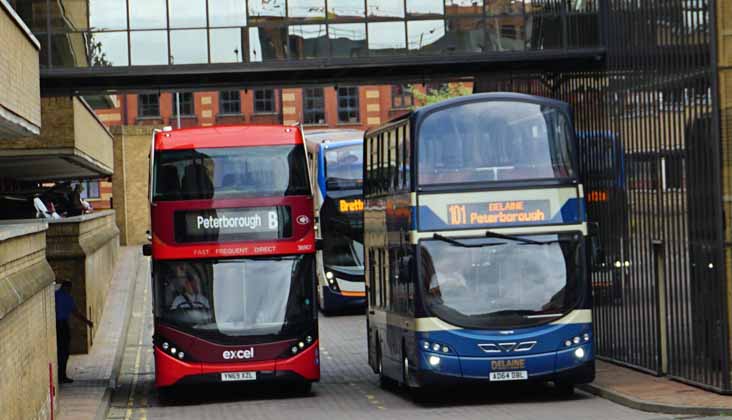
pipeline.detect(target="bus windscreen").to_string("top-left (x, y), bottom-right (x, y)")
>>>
top-left (325, 144), bottom-right (363, 190)
top-left (153, 145), bottom-right (309, 201)
top-left (418, 101), bottom-right (575, 185)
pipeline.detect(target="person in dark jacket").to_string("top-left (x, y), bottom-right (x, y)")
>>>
top-left (55, 280), bottom-right (93, 384)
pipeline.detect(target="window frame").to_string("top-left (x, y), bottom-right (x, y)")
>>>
top-left (253, 88), bottom-right (277, 114)
top-left (218, 90), bottom-right (242, 116)
top-left (391, 85), bottom-right (413, 109)
top-left (337, 86), bottom-right (360, 124)
top-left (171, 92), bottom-right (195, 117)
top-left (303, 87), bottom-right (326, 125)
top-left (138, 93), bottom-right (160, 118)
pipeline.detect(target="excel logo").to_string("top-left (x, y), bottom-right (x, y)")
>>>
top-left (223, 348), bottom-right (255, 360)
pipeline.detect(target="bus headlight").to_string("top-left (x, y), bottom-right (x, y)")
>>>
top-left (178, 352), bottom-right (185, 359)
top-left (428, 356), bottom-right (441, 367)
top-left (326, 271), bottom-right (334, 280)
top-left (574, 347), bottom-right (585, 359)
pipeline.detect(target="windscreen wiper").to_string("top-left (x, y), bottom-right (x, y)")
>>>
top-left (432, 233), bottom-right (506, 248)
top-left (484, 230), bottom-right (545, 245)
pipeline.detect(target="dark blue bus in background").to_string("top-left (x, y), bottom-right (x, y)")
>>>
top-left (305, 130), bottom-right (366, 314)
top-left (364, 93), bottom-right (596, 398)
top-left (577, 131), bottom-right (627, 304)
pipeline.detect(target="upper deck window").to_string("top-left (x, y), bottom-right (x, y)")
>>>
top-left (418, 100), bottom-right (575, 186)
top-left (153, 145), bottom-right (309, 201)
top-left (325, 143), bottom-right (363, 190)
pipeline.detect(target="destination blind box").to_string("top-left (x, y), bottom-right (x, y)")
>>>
top-left (174, 206), bottom-right (292, 243)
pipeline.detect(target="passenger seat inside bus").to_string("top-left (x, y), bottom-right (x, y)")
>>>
top-left (157, 166), bottom-right (181, 199)
top-left (182, 163), bottom-right (214, 198)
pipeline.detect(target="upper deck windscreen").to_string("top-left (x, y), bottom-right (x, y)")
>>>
top-left (418, 101), bottom-right (575, 186)
top-left (325, 144), bottom-right (363, 191)
top-left (153, 145), bottom-right (309, 201)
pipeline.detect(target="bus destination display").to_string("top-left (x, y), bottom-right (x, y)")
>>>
top-left (175, 206), bottom-right (291, 243)
top-left (339, 198), bottom-right (364, 213)
top-left (447, 200), bottom-right (550, 226)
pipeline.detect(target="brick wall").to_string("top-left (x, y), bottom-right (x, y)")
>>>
top-left (0, 3), bottom-right (40, 135)
top-left (46, 211), bottom-right (120, 354)
top-left (111, 126), bottom-right (152, 246)
top-left (0, 223), bottom-right (57, 420)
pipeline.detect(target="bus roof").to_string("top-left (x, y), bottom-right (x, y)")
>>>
top-left (365, 92), bottom-right (572, 137)
top-left (154, 124), bottom-right (303, 150)
top-left (303, 129), bottom-right (363, 153)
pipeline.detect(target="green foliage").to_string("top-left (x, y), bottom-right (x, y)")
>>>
top-left (408, 83), bottom-right (472, 109)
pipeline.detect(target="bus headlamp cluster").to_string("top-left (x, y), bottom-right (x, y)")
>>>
top-left (161, 341), bottom-right (185, 360)
top-left (422, 340), bottom-right (452, 354)
top-left (287, 335), bottom-right (315, 356)
top-left (325, 272), bottom-right (340, 291)
top-left (563, 333), bottom-right (590, 359)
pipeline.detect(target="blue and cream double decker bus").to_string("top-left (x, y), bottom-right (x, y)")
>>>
top-left (305, 130), bottom-right (366, 314)
top-left (364, 93), bottom-right (596, 396)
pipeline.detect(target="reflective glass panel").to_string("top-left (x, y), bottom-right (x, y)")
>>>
top-left (90, 0), bottom-right (127, 31)
top-left (368, 22), bottom-right (406, 56)
top-left (406, 0), bottom-right (443, 17)
top-left (49, 0), bottom-right (88, 31)
top-left (248, 0), bottom-right (286, 21)
top-left (329, 24), bottom-right (366, 58)
top-left (210, 28), bottom-right (243, 63)
top-left (170, 29), bottom-right (208, 64)
top-left (88, 32), bottom-right (129, 66)
top-left (289, 25), bottom-right (328, 59)
top-left (129, 0), bottom-right (167, 29)
top-left (367, 0), bottom-right (404, 19)
top-left (152, 256), bottom-right (314, 342)
top-left (445, 0), bottom-right (484, 15)
top-left (418, 101), bottom-right (575, 184)
top-left (169, 0), bottom-right (207, 28)
top-left (249, 27), bottom-right (288, 62)
top-left (407, 20), bottom-right (446, 53)
top-left (486, 16), bottom-right (525, 51)
top-left (51, 32), bottom-right (90, 67)
top-left (486, 0), bottom-right (523, 15)
top-left (445, 17), bottom-right (486, 53)
top-left (208, 0), bottom-right (247, 27)
top-left (288, 0), bottom-right (326, 20)
top-left (419, 234), bottom-right (583, 329)
top-left (327, 0), bottom-right (365, 20)
top-left (130, 30), bottom-right (168, 65)
top-left (12, 0), bottom-right (47, 32)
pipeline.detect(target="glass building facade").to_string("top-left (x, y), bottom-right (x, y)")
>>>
top-left (9, 0), bottom-right (600, 69)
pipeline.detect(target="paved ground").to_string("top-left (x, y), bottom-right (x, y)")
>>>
top-left (103, 265), bottom-right (693, 420)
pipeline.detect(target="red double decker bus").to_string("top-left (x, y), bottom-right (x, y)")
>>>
top-left (145, 125), bottom-right (319, 392)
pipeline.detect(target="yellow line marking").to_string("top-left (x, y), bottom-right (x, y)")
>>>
top-left (124, 279), bottom-right (149, 420)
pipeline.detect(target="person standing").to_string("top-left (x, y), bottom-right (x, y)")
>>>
top-left (55, 281), bottom-right (93, 384)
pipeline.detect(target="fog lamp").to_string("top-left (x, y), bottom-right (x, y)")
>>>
top-left (574, 347), bottom-right (585, 359)
top-left (428, 356), bottom-right (441, 367)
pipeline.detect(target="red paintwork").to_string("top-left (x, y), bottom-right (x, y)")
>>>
top-left (156, 324), bottom-right (300, 363)
top-left (151, 197), bottom-right (314, 260)
top-left (154, 125), bottom-right (303, 150)
top-left (155, 340), bottom-right (320, 388)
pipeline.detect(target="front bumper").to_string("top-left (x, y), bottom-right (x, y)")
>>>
top-left (412, 344), bottom-right (595, 387)
top-left (155, 340), bottom-right (320, 388)
top-left (321, 285), bottom-right (366, 311)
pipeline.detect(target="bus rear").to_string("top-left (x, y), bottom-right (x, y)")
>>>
top-left (148, 125), bottom-right (319, 391)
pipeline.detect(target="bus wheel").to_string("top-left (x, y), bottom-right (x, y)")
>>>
top-left (377, 342), bottom-right (396, 389)
top-left (292, 381), bottom-right (313, 396)
top-left (554, 381), bottom-right (575, 397)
